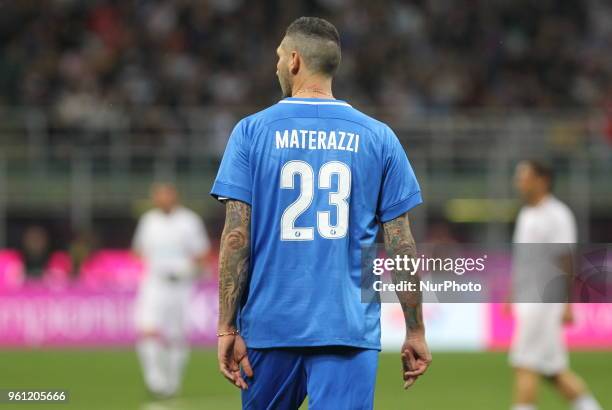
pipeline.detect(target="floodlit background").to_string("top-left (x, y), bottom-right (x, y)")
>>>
top-left (0, 1), bottom-right (611, 409)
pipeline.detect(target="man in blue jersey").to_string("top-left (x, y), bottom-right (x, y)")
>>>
top-left (211, 16), bottom-right (431, 409)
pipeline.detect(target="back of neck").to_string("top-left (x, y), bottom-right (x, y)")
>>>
top-left (292, 80), bottom-right (334, 99)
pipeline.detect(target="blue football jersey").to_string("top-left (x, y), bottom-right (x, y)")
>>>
top-left (211, 97), bottom-right (422, 350)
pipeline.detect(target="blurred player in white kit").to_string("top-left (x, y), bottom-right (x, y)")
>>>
top-left (132, 183), bottom-right (210, 398)
top-left (509, 160), bottom-right (601, 410)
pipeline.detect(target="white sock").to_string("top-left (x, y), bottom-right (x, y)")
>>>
top-left (512, 405), bottom-right (536, 410)
top-left (573, 394), bottom-right (602, 410)
top-left (137, 338), bottom-right (170, 395)
top-left (166, 342), bottom-right (189, 395)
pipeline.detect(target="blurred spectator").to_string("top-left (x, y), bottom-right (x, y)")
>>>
top-left (20, 225), bottom-right (51, 278)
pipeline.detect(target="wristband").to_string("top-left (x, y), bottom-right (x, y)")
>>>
top-left (217, 330), bottom-right (240, 337)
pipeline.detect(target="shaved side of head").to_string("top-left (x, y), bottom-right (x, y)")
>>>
top-left (285, 17), bottom-right (341, 77)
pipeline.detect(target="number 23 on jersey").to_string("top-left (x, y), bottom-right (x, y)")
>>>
top-left (280, 160), bottom-right (351, 241)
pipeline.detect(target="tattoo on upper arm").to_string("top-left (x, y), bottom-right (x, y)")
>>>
top-left (218, 200), bottom-right (251, 328)
top-left (382, 212), bottom-right (424, 332)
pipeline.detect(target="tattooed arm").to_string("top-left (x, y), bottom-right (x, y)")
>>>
top-left (382, 211), bottom-right (431, 389)
top-left (218, 199), bottom-right (251, 331)
top-left (217, 199), bottom-right (253, 389)
top-left (382, 212), bottom-right (423, 333)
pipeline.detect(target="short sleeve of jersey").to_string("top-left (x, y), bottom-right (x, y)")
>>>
top-left (132, 214), bottom-right (146, 252)
top-left (210, 120), bottom-right (252, 204)
top-left (188, 215), bottom-right (211, 256)
top-left (550, 207), bottom-right (577, 244)
top-left (377, 127), bottom-right (422, 222)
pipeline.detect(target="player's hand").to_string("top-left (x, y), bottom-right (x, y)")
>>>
top-left (562, 304), bottom-right (574, 325)
top-left (401, 333), bottom-right (431, 389)
top-left (218, 334), bottom-right (253, 390)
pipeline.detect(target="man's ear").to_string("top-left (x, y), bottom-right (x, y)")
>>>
top-left (290, 51), bottom-right (300, 75)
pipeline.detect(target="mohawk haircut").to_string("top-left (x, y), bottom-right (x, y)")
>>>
top-left (285, 17), bottom-right (341, 76)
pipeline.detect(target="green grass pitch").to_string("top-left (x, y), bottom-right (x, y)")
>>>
top-left (0, 350), bottom-right (610, 409)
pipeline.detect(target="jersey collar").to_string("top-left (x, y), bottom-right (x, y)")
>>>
top-left (278, 97), bottom-right (352, 107)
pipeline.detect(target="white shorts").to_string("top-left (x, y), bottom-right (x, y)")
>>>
top-left (134, 274), bottom-right (194, 341)
top-left (509, 303), bottom-right (568, 376)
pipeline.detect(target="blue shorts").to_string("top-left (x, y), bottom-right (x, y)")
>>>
top-left (241, 346), bottom-right (379, 410)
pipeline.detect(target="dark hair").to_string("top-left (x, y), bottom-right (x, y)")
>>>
top-left (285, 17), bottom-right (341, 76)
top-left (525, 159), bottom-right (554, 191)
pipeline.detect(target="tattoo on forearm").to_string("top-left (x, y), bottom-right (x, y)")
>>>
top-left (218, 200), bottom-right (251, 329)
top-left (382, 212), bottom-right (424, 333)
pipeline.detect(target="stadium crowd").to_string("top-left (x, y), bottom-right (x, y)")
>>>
top-left (1, 0), bottom-right (611, 119)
